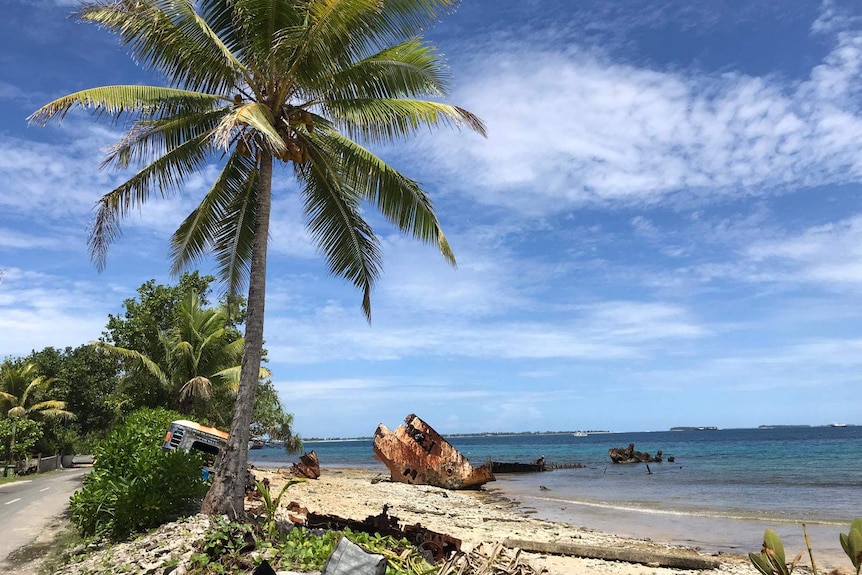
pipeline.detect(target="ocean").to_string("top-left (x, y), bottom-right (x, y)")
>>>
top-left (249, 425), bottom-right (861, 568)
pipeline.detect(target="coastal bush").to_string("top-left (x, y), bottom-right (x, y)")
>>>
top-left (70, 408), bottom-right (208, 541)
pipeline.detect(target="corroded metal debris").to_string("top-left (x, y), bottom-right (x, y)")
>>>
top-left (291, 450), bottom-right (321, 479)
top-left (303, 505), bottom-right (461, 562)
top-left (373, 414), bottom-right (495, 490)
top-left (491, 457), bottom-right (546, 473)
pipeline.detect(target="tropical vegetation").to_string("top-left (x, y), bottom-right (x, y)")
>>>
top-left (70, 407), bottom-right (208, 541)
top-left (0, 361), bottom-right (74, 470)
top-left (95, 292), bottom-right (265, 425)
top-left (0, 274), bottom-right (300, 471)
top-left (30, 0), bottom-right (482, 517)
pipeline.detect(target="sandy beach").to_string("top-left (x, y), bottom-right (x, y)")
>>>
top-left (256, 467), bottom-right (758, 575)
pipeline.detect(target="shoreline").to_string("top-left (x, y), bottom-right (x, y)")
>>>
top-left (255, 466), bottom-right (755, 575)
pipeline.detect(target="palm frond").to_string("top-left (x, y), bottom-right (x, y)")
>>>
top-left (78, 0), bottom-right (247, 94)
top-left (180, 375), bottom-right (212, 400)
top-left (8, 406), bottom-right (25, 419)
top-left (325, 38), bottom-right (450, 99)
top-left (287, 0), bottom-right (381, 87)
top-left (38, 408), bottom-right (77, 421)
top-left (325, 98), bottom-right (486, 144)
top-left (219, 338), bottom-right (245, 360)
top-left (93, 342), bottom-right (170, 389)
top-left (369, 0), bottom-right (460, 42)
top-left (28, 85), bottom-right (222, 126)
top-left (170, 152), bottom-right (258, 298)
top-left (298, 139), bottom-right (382, 320)
top-left (211, 365), bottom-right (270, 393)
top-left (315, 129), bottom-right (455, 264)
top-left (102, 108), bottom-right (227, 170)
top-left (89, 131), bottom-right (216, 270)
top-left (224, 0), bottom-right (305, 77)
top-left (213, 103), bottom-right (285, 153)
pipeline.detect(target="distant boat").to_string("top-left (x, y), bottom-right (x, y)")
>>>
top-left (249, 438), bottom-right (265, 449)
top-left (831, 423), bottom-right (847, 428)
top-left (572, 431), bottom-right (588, 437)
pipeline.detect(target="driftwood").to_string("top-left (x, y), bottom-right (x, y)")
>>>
top-left (373, 414), bottom-right (495, 490)
top-left (290, 450), bottom-right (321, 479)
top-left (438, 542), bottom-right (548, 575)
top-left (503, 539), bottom-right (721, 570)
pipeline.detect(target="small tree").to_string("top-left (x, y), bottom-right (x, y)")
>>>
top-left (0, 362), bottom-right (75, 469)
top-left (96, 292), bottom-right (269, 424)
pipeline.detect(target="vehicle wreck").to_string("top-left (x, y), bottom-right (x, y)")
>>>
top-left (372, 414), bottom-right (495, 490)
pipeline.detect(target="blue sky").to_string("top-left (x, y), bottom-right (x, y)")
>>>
top-left (2, 0), bottom-right (862, 438)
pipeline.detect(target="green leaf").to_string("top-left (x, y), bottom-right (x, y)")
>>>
top-left (749, 551), bottom-right (775, 575)
top-left (28, 85), bottom-right (221, 125)
top-left (764, 530), bottom-right (786, 571)
top-left (849, 526), bottom-right (862, 570)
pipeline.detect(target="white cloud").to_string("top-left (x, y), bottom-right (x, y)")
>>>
top-left (263, 298), bottom-right (705, 364)
top-left (0, 267), bottom-right (119, 357)
top-left (413, 25), bottom-right (862, 214)
top-left (743, 215), bottom-right (862, 285)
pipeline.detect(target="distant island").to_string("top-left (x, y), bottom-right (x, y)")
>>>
top-left (669, 426), bottom-right (718, 431)
top-left (304, 430), bottom-right (612, 442)
top-left (758, 424), bottom-right (812, 429)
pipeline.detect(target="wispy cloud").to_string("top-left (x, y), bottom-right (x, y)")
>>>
top-left (744, 215), bottom-right (862, 285)
top-left (412, 22), bottom-right (862, 215)
top-left (0, 267), bottom-right (122, 357)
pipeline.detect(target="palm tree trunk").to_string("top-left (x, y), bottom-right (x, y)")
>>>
top-left (7, 421), bottom-right (17, 477)
top-left (201, 150), bottom-right (273, 518)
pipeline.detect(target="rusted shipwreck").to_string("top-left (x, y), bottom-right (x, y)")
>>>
top-left (373, 414), bottom-right (495, 489)
top-left (609, 443), bottom-right (667, 464)
top-left (290, 450), bottom-right (321, 479)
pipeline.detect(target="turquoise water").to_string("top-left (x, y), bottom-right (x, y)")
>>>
top-left (250, 426), bottom-right (861, 566)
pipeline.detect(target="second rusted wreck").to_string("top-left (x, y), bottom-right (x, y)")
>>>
top-left (609, 443), bottom-right (664, 464)
top-left (290, 450), bottom-right (321, 479)
top-left (373, 414), bottom-right (495, 490)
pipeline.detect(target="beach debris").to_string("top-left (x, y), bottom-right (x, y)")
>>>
top-left (322, 537), bottom-right (386, 575)
top-left (504, 538), bottom-right (722, 570)
top-left (372, 414), bottom-right (495, 490)
top-left (437, 542), bottom-right (548, 575)
top-left (491, 457), bottom-right (547, 473)
top-left (301, 505), bottom-right (461, 562)
top-left (608, 443), bottom-right (665, 464)
top-left (252, 559), bottom-right (277, 575)
top-left (285, 500), bottom-right (308, 523)
top-left (290, 450), bottom-right (321, 479)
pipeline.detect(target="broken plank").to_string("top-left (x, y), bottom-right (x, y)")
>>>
top-left (502, 539), bottom-right (722, 570)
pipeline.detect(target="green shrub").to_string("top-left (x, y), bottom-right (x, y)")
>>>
top-left (70, 407), bottom-right (209, 541)
top-left (0, 418), bottom-right (43, 462)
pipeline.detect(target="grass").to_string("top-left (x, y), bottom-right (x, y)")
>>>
top-left (36, 519), bottom-right (88, 575)
top-left (0, 472), bottom-right (24, 485)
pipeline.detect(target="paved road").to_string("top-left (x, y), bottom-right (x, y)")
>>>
top-left (0, 467), bottom-right (89, 568)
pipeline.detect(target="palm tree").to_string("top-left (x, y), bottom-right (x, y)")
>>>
top-left (30, 0), bottom-right (484, 517)
top-left (96, 292), bottom-right (267, 424)
top-left (0, 362), bottom-right (75, 469)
